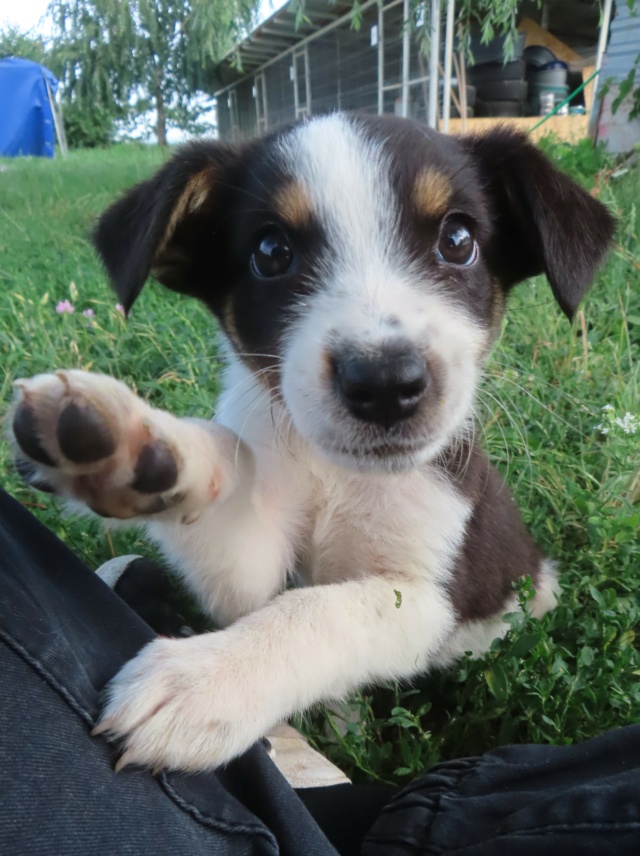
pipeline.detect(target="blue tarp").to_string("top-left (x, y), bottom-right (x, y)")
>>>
top-left (0, 57), bottom-right (59, 158)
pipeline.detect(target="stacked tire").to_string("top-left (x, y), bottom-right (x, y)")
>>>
top-left (441, 81), bottom-right (477, 118)
top-left (466, 31), bottom-right (529, 118)
top-left (468, 59), bottom-right (530, 118)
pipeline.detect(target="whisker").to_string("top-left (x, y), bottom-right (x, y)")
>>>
top-left (233, 387), bottom-right (273, 469)
top-left (230, 352), bottom-right (285, 363)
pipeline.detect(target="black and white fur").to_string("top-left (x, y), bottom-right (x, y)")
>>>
top-left (10, 114), bottom-right (614, 772)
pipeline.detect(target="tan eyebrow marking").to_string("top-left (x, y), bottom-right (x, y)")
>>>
top-left (273, 180), bottom-right (314, 228)
top-left (412, 168), bottom-right (452, 219)
top-left (157, 166), bottom-right (217, 255)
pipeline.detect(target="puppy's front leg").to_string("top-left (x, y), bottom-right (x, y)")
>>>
top-left (10, 369), bottom-right (295, 628)
top-left (94, 575), bottom-right (454, 772)
top-left (9, 370), bottom-right (245, 522)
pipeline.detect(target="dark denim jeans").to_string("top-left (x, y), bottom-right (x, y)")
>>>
top-left (0, 487), bottom-right (639, 855)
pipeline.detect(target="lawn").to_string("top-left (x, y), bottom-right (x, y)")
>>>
top-left (1, 139), bottom-right (638, 784)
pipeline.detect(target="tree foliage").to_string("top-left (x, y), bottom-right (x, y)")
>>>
top-left (288, 0), bottom-right (530, 63)
top-left (48, 0), bottom-right (260, 145)
top-left (0, 25), bottom-right (52, 68)
top-left (454, 0), bottom-right (526, 61)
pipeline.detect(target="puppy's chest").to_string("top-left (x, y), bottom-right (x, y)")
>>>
top-left (299, 464), bottom-right (472, 586)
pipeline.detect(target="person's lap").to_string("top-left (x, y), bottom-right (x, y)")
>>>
top-left (0, 487), bottom-right (338, 855)
top-left (1, 487), bottom-right (639, 856)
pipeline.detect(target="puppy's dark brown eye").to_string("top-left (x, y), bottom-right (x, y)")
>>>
top-left (251, 228), bottom-right (293, 278)
top-left (437, 218), bottom-right (477, 266)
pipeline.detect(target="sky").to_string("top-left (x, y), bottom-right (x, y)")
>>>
top-left (0, 0), bottom-right (52, 34)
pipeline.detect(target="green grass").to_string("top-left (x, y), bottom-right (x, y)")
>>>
top-left (1, 140), bottom-right (639, 784)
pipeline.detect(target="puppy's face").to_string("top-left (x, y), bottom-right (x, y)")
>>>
top-left (261, 116), bottom-right (492, 471)
top-left (94, 114), bottom-right (614, 473)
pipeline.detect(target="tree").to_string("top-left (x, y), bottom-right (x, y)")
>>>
top-left (0, 25), bottom-right (53, 67)
top-left (48, 0), bottom-right (260, 145)
top-left (454, 0), bottom-right (525, 61)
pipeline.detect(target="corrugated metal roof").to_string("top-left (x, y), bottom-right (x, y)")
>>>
top-left (210, 0), bottom-right (354, 91)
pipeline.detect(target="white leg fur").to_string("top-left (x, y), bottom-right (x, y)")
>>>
top-left (531, 558), bottom-right (561, 618)
top-left (146, 487), bottom-right (299, 626)
top-left (94, 574), bottom-right (456, 771)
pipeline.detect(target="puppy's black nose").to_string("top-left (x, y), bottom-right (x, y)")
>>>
top-left (335, 348), bottom-right (428, 427)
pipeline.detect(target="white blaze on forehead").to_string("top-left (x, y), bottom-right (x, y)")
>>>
top-left (277, 114), bottom-right (484, 356)
top-left (278, 114), bottom-right (398, 265)
top-left (276, 115), bottom-right (487, 468)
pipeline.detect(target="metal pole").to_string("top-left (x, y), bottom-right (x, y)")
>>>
top-left (378, 0), bottom-right (384, 115)
top-left (45, 79), bottom-right (68, 157)
top-left (262, 73), bottom-right (269, 129)
top-left (304, 45), bottom-right (312, 115)
top-left (541, 2), bottom-right (549, 30)
top-left (292, 54), bottom-right (300, 117)
top-left (401, 0), bottom-right (410, 117)
top-left (593, 0), bottom-right (613, 103)
top-left (442, 0), bottom-right (455, 132)
top-left (254, 77), bottom-right (261, 131)
top-left (427, 0), bottom-right (441, 128)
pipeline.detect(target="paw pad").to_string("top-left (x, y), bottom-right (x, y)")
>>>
top-left (13, 401), bottom-right (56, 466)
top-left (56, 400), bottom-right (116, 464)
top-left (10, 371), bottom-right (195, 520)
top-left (131, 442), bottom-right (178, 494)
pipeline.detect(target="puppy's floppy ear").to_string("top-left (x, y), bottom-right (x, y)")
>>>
top-left (462, 129), bottom-right (615, 320)
top-left (93, 140), bottom-right (240, 313)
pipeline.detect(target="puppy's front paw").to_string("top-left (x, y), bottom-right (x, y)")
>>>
top-left (92, 634), bottom-right (271, 772)
top-left (9, 370), bottom-right (225, 520)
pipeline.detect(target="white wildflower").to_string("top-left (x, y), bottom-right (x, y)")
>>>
top-left (595, 405), bottom-right (639, 436)
top-left (614, 413), bottom-right (639, 435)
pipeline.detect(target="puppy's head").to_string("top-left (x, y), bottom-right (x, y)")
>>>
top-left (94, 114), bottom-right (614, 473)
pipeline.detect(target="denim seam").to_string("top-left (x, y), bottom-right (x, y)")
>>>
top-left (0, 631), bottom-right (279, 848)
top-left (0, 627), bottom-right (94, 725)
top-left (158, 776), bottom-right (279, 846)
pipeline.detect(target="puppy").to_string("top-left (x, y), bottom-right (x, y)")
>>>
top-left (10, 114), bottom-right (614, 772)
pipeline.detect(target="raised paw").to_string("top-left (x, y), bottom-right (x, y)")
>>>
top-left (9, 370), bottom-right (228, 520)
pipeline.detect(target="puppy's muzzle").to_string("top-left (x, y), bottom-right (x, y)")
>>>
top-left (332, 345), bottom-right (428, 428)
